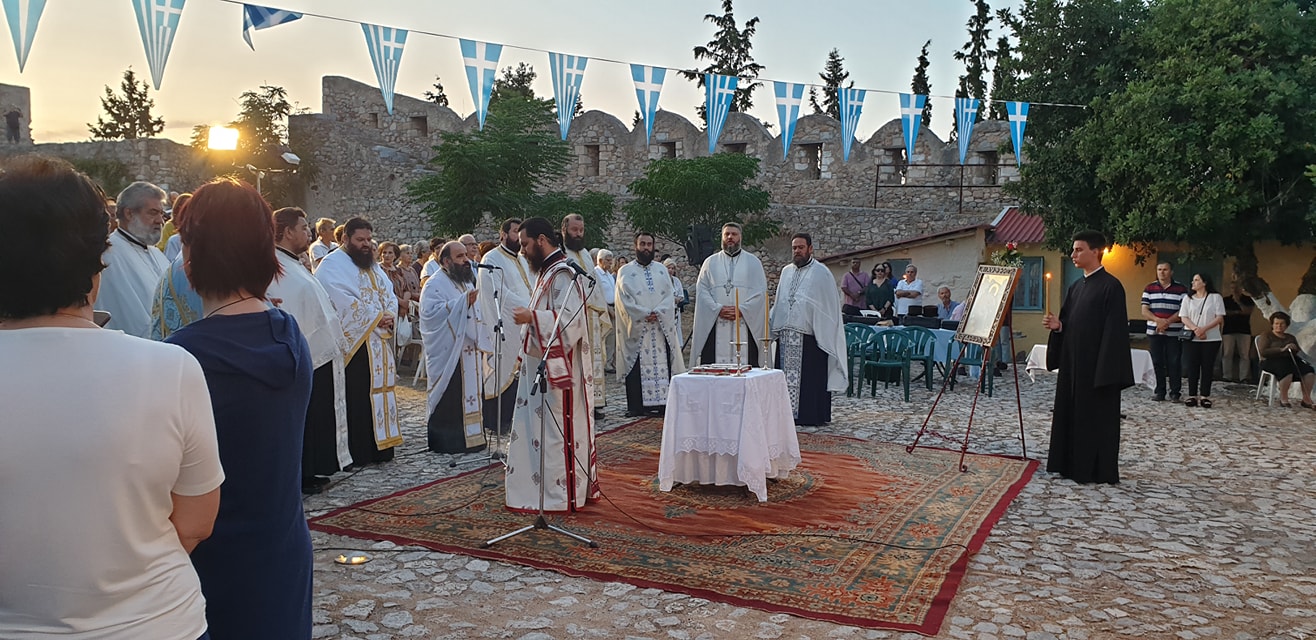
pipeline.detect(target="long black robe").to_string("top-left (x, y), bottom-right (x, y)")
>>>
top-left (1046, 267), bottom-right (1134, 484)
top-left (482, 379), bottom-right (517, 436)
top-left (428, 361), bottom-right (486, 454)
top-left (624, 342), bottom-right (671, 415)
top-left (302, 362), bottom-right (341, 479)
top-left (344, 349), bottom-right (394, 465)
top-left (700, 329), bottom-right (760, 367)
top-left (778, 334), bottom-right (832, 426)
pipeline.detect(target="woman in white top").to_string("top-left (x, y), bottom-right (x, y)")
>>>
top-left (1178, 272), bottom-right (1226, 408)
top-left (0, 156), bottom-right (224, 640)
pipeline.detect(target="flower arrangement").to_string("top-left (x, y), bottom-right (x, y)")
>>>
top-left (990, 241), bottom-right (1024, 268)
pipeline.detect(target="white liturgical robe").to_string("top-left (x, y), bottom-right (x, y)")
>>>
top-left (420, 271), bottom-right (491, 450)
top-left (506, 253), bottom-right (598, 512)
top-left (99, 229), bottom-right (169, 338)
top-left (565, 247), bottom-right (612, 407)
top-left (691, 249), bottom-right (768, 365)
top-left (616, 260), bottom-right (686, 405)
top-left (477, 245), bottom-right (533, 399)
top-left (769, 259), bottom-right (849, 408)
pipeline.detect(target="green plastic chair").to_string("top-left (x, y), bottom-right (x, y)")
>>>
top-left (946, 339), bottom-right (994, 397)
top-left (863, 330), bottom-right (913, 402)
top-left (901, 326), bottom-right (940, 391)
top-left (845, 323), bottom-right (873, 397)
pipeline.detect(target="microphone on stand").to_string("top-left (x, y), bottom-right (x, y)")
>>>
top-left (565, 259), bottom-right (596, 283)
top-left (474, 263), bottom-right (502, 270)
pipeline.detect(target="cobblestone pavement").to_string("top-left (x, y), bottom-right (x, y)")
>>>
top-left (305, 359), bottom-right (1316, 640)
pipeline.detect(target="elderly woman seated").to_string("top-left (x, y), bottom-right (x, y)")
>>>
top-left (1257, 311), bottom-right (1315, 409)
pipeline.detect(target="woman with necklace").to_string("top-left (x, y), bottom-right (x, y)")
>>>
top-left (165, 179), bottom-right (314, 640)
top-left (865, 261), bottom-right (895, 318)
top-left (1177, 273), bottom-right (1226, 408)
top-left (0, 156), bottom-right (223, 639)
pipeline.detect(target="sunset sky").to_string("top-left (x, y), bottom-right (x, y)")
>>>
top-left (3, 0), bottom-right (1022, 144)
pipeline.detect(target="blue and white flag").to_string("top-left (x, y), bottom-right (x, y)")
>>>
top-left (899, 93), bottom-right (926, 164)
top-left (241, 4), bottom-right (300, 50)
top-left (1006, 101), bottom-right (1029, 167)
top-left (772, 81), bottom-right (804, 156)
top-left (838, 87), bottom-right (866, 162)
top-left (704, 73), bottom-right (738, 155)
top-left (461, 39), bottom-right (502, 130)
top-left (955, 96), bottom-right (980, 164)
top-left (630, 64), bottom-right (665, 145)
top-left (361, 23), bottom-right (407, 114)
top-left (132, 0), bottom-right (186, 90)
top-left (3, 0), bottom-right (46, 73)
top-left (548, 52), bottom-right (587, 140)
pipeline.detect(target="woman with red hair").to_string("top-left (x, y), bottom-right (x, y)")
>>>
top-left (166, 178), bottom-right (313, 640)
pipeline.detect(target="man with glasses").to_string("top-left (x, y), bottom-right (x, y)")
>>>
top-left (99, 181), bottom-right (170, 338)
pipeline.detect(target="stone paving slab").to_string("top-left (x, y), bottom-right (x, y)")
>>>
top-left (305, 363), bottom-right (1316, 639)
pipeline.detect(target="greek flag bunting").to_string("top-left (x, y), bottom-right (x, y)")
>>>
top-left (773, 81), bottom-right (804, 156)
top-left (461, 39), bottom-right (502, 130)
top-left (899, 93), bottom-right (926, 164)
top-left (548, 52), bottom-right (587, 140)
top-left (361, 23), bottom-right (407, 114)
top-left (630, 64), bottom-right (665, 145)
top-left (3, 0), bottom-right (45, 72)
top-left (242, 4), bottom-right (300, 50)
top-left (955, 96), bottom-right (980, 164)
top-left (704, 73), bottom-right (738, 155)
top-left (132, 0), bottom-right (186, 90)
top-left (1006, 101), bottom-right (1029, 167)
top-left (838, 87), bottom-right (865, 161)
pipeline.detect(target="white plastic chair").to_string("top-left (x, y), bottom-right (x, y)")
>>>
top-left (1254, 336), bottom-right (1277, 406)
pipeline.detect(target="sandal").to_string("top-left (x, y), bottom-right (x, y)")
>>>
top-left (1302, 401), bottom-right (1314, 410)
top-left (1280, 401), bottom-right (1293, 408)
top-left (1200, 398), bottom-right (1212, 409)
top-left (1184, 397), bottom-right (1198, 407)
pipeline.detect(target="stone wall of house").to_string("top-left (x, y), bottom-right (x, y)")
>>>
top-left (0, 137), bottom-right (208, 195)
top-left (292, 76), bottom-right (1019, 279)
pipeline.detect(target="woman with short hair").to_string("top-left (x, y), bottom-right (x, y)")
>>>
top-left (0, 156), bottom-right (223, 640)
top-left (166, 178), bottom-right (313, 640)
top-left (1257, 311), bottom-right (1315, 409)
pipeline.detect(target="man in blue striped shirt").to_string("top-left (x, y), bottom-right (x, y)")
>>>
top-left (1141, 262), bottom-right (1189, 401)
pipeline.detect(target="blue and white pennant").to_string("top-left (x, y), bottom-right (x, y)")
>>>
top-left (2, 0), bottom-right (45, 73)
top-left (955, 96), bottom-right (981, 165)
top-left (461, 39), bottom-right (502, 130)
top-left (899, 93), bottom-right (926, 165)
top-left (772, 81), bottom-right (804, 157)
top-left (630, 64), bottom-right (665, 145)
top-left (1006, 101), bottom-right (1029, 167)
top-left (838, 87), bottom-right (865, 162)
top-left (361, 23), bottom-right (407, 114)
top-left (132, 0), bottom-right (186, 90)
top-left (242, 4), bottom-right (300, 50)
top-left (548, 52), bottom-right (587, 140)
top-left (704, 73), bottom-right (738, 155)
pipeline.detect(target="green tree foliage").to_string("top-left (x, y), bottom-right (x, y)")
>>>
top-left (808, 48), bottom-right (853, 120)
top-left (536, 191), bottom-right (617, 249)
top-left (911, 40), bottom-right (933, 127)
top-left (1004, 0), bottom-right (1149, 247)
top-left (987, 9), bottom-right (1019, 120)
top-left (1079, 0), bottom-right (1316, 270)
top-left (191, 85), bottom-right (316, 207)
top-left (623, 153), bottom-right (776, 247)
top-left (952, 0), bottom-right (993, 140)
top-left (489, 63), bottom-right (581, 117)
top-left (407, 96), bottom-right (579, 236)
top-left (87, 68), bottom-right (165, 140)
top-left (65, 157), bottom-right (132, 196)
top-left (679, 0), bottom-right (765, 123)
top-left (423, 76), bottom-right (449, 107)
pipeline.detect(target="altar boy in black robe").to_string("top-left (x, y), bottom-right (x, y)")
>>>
top-left (1043, 230), bottom-right (1134, 484)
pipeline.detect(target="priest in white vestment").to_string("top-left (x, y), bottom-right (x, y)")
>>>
top-left (99, 182), bottom-right (170, 338)
top-left (478, 219), bottom-right (533, 440)
top-left (562, 214), bottom-right (612, 418)
top-left (506, 217), bottom-right (598, 512)
top-left (421, 241), bottom-right (492, 454)
top-left (768, 233), bottom-right (848, 426)
top-left (616, 232), bottom-right (686, 417)
top-left (267, 208), bottom-right (353, 493)
top-left (692, 223), bottom-right (769, 366)
top-left (314, 218), bottom-right (401, 465)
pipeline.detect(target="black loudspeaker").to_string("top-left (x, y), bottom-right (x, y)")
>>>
top-left (921, 305), bottom-right (939, 317)
top-left (906, 306), bottom-right (923, 317)
top-left (940, 320), bottom-right (960, 331)
top-left (684, 224), bottom-right (716, 268)
top-left (903, 316), bottom-right (941, 329)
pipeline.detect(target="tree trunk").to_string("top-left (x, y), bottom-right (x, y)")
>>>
top-left (1300, 254), bottom-right (1316, 296)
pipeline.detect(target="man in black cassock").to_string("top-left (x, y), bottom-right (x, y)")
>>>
top-left (1043, 230), bottom-right (1134, 484)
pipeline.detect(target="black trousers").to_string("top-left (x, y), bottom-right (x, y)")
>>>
top-left (1148, 334), bottom-right (1183, 397)
top-left (1183, 340), bottom-right (1221, 397)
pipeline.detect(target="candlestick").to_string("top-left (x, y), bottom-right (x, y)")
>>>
top-left (1044, 272), bottom-right (1052, 317)
top-left (734, 288), bottom-right (740, 345)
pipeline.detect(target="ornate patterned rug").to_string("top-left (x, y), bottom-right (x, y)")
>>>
top-left (310, 419), bottom-right (1036, 634)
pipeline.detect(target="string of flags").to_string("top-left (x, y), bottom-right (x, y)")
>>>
top-left (1, 0), bottom-right (1033, 164)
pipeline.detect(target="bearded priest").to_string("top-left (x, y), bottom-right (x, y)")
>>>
top-left (421, 240), bottom-right (491, 454)
top-left (615, 231), bottom-right (686, 418)
top-left (691, 222), bottom-right (768, 366)
top-left (768, 233), bottom-right (848, 426)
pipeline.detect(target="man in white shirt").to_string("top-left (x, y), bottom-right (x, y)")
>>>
top-left (593, 249), bottom-right (618, 373)
top-left (99, 181), bottom-right (170, 338)
top-left (308, 217), bottom-right (337, 265)
top-left (421, 237), bottom-right (446, 284)
top-left (894, 264), bottom-right (925, 316)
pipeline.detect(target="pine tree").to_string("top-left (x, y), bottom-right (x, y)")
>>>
top-left (988, 8), bottom-right (1020, 120)
top-left (87, 68), bottom-right (165, 140)
top-left (679, 0), bottom-right (765, 124)
top-left (952, 0), bottom-right (993, 141)
top-left (911, 40), bottom-right (933, 128)
top-left (808, 48), bottom-right (853, 120)
top-left (423, 76), bottom-right (449, 107)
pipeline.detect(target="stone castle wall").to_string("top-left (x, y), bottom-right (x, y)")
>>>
top-left (292, 76), bottom-right (1019, 275)
top-left (0, 137), bottom-right (208, 195)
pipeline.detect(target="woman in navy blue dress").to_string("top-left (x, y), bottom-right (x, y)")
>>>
top-left (166, 178), bottom-right (313, 640)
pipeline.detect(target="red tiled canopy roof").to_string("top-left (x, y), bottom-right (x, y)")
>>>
top-left (989, 207), bottom-right (1045, 244)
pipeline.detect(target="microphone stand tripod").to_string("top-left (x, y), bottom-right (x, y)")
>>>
top-left (483, 266), bottom-right (597, 549)
top-left (487, 268), bottom-right (508, 467)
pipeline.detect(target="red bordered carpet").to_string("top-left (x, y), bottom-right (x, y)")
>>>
top-left (310, 418), bottom-right (1036, 634)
